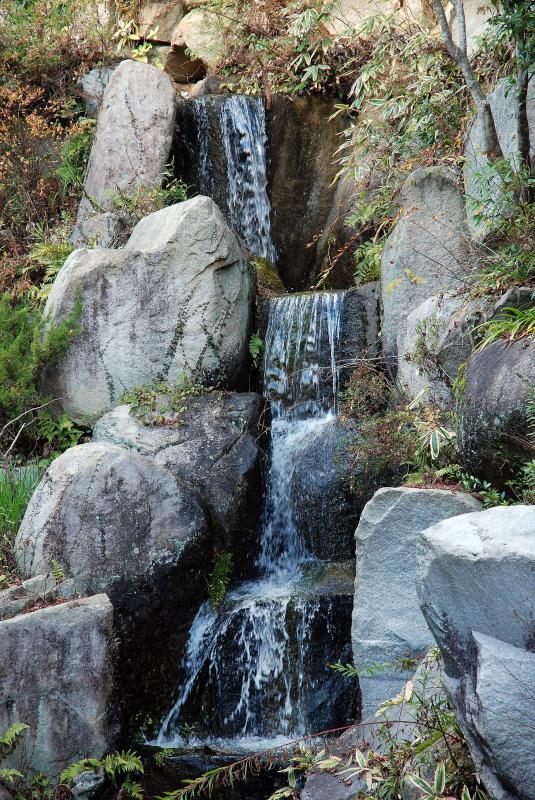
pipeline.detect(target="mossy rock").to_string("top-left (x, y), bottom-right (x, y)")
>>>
top-left (252, 256), bottom-right (286, 296)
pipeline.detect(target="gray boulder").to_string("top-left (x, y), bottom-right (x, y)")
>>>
top-left (44, 197), bottom-right (253, 424)
top-left (397, 292), bottom-right (486, 407)
top-left (93, 391), bottom-right (262, 537)
top-left (0, 573), bottom-right (80, 621)
top-left (77, 66), bottom-right (116, 118)
top-left (458, 337), bottom-right (535, 484)
top-left (353, 487), bottom-right (482, 718)
top-left (469, 632), bottom-right (535, 800)
top-left (381, 167), bottom-right (471, 372)
top-left (15, 441), bottom-right (207, 586)
top-left (14, 440), bottom-right (211, 732)
top-left (0, 595), bottom-right (114, 777)
top-left (464, 77), bottom-right (535, 239)
top-left (74, 60), bottom-right (177, 245)
top-left (417, 505), bottom-right (535, 800)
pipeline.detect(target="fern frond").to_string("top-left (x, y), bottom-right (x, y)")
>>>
top-left (0, 723), bottom-right (29, 754)
top-left (60, 758), bottom-right (101, 784)
top-left (121, 779), bottom-right (144, 799)
top-left (0, 768), bottom-right (24, 785)
top-left (103, 751), bottom-right (143, 781)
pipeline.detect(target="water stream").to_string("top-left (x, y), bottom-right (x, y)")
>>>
top-left (190, 95), bottom-right (276, 263)
top-left (155, 96), bottom-right (353, 750)
top-left (156, 292), bottom-right (346, 749)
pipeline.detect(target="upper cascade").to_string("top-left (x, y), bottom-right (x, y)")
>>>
top-left (192, 95), bottom-right (277, 263)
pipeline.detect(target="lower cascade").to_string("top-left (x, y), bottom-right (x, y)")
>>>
top-left (156, 291), bottom-right (357, 749)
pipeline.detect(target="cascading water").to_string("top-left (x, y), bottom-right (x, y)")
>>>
top-left (188, 95), bottom-right (276, 263)
top-left (156, 292), bottom-right (349, 749)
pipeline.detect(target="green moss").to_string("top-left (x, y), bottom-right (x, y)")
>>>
top-left (251, 256), bottom-right (286, 295)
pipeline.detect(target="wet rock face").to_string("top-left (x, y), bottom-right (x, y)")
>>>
top-left (381, 167), bottom-right (471, 374)
top-left (74, 60), bottom-right (177, 246)
top-left (266, 96), bottom-right (347, 290)
top-left (417, 505), bottom-right (535, 800)
top-left (352, 487), bottom-right (482, 719)
top-left (458, 338), bottom-right (535, 484)
top-left (15, 441), bottom-right (211, 732)
top-left (43, 197), bottom-right (253, 424)
top-left (93, 392), bottom-right (263, 549)
top-left (176, 583), bottom-right (359, 739)
top-left (290, 417), bottom-right (358, 561)
top-left (0, 595), bottom-right (114, 777)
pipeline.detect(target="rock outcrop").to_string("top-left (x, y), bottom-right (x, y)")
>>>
top-left (44, 197), bottom-right (253, 424)
top-left (74, 60), bottom-right (177, 245)
top-left (93, 391), bottom-right (262, 543)
top-left (381, 167), bottom-right (471, 373)
top-left (15, 442), bottom-right (208, 585)
top-left (464, 76), bottom-right (535, 238)
top-left (0, 595), bottom-right (114, 777)
top-left (77, 66), bottom-right (116, 118)
top-left (458, 337), bottom-right (535, 484)
top-left (396, 292), bottom-right (486, 407)
top-left (417, 505), bottom-right (535, 800)
top-left (15, 441), bottom-right (210, 731)
top-left (353, 487), bottom-right (482, 718)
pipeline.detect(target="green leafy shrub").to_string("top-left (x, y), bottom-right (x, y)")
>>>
top-left (37, 411), bottom-right (86, 460)
top-left (0, 292), bottom-right (81, 452)
top-left (56, 118), bottom-right (96, 194)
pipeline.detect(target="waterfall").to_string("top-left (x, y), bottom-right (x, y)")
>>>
top-left (156, 292), bottom-right (346, 748)
top-left (189, 95), bottom-right (277, 263)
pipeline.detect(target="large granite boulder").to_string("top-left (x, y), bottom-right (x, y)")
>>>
top-left (171, 9), bottom-right (223, 70)
top-left (417, 505), bottom-right (535, 800)
top-left (15, 441), bottom-right (210, 731)
top-left (458, 337), bottom-right (535, 484)
top-left (0, 595), bottom-right (114, 777)
top-left (93, 392), bottom-right (262, 541)
top-left (353, 487), bottom-right (482, 718)
top-left (381, 167), bottom-right (470, 373)
top-left (464, 76), bottom-right (535, 239)
top-left (44, 197), bottom-right (253, 424)
top-left (74, 60), bottom-right (177, 245)
top-left (15, 442), bottom-right (207, 585)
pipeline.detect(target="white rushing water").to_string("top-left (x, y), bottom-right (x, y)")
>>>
top-left (191, 95), bottom-right (277, 263)
top-left (156, 272), bottom-right (346, 748)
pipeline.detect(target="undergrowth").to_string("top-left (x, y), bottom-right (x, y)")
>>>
top-left (122, 375), bottom-right (213, 426)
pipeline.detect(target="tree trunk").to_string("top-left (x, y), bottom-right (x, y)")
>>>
top-left (479, 100), bottom-right (503, 161)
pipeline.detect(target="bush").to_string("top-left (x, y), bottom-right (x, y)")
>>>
top-left (0, 465), bottom-right (42, 587)
top-left (0, 292), bottom-right (81, 453)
